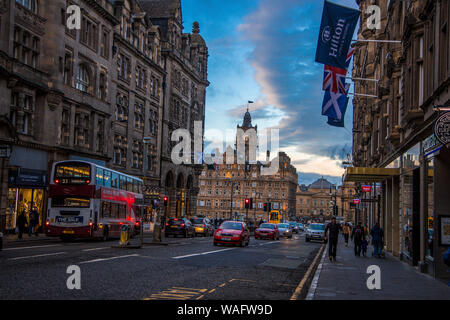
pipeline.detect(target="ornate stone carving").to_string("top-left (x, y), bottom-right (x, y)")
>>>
top-left (47, 92), bottom-right (62, 111)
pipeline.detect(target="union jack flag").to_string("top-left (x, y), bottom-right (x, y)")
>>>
top-left (322, 48), bottom-right (354, 94)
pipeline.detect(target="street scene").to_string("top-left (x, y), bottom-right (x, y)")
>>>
top-left (1, 0), bottom-right (450, 307)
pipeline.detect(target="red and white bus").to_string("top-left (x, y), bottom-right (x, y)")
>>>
top-left (45, 160), bottom-right (144, 240)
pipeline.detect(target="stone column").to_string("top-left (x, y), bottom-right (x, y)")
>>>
top-left (392, 176), bottom-right (400, 256)
top-left (385, 178), bottom-right (393, 252)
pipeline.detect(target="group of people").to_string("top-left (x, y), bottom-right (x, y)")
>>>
top-left (325, 217), bottom-right (385, 262)
top-left (16, 207), bottom-right (40, 239)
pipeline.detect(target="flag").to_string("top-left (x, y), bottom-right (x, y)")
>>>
top-left (322, 84), bottom-right (350, 120)
top-left (322, 47), bottom-right (355, 93)
top-left (327, 116), bottom-right (345, 127)
top-left (315, 1), bottom-right (360, 69)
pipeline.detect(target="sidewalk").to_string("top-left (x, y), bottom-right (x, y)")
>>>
top-left (307, 237), bottom-right (450, 300)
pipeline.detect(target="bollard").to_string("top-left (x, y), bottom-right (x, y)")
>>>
top-left (119, 225), bottom-right (130, 246)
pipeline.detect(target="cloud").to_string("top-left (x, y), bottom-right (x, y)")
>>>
top-left (237, 0), bottom-right (357, 165)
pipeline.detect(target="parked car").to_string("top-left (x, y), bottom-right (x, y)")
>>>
top-left (297, 223), bottom-right (304, 232)
top-left (190, 217), bottom-right (215, 237)
top-left (289, 221), bottom-right (299, 233)
top-left (277, 223), bottom-right (293, 238)
top-left (254, 223), bottom-right (280, 240)
top-left (165, 218), bottom-right (195, 238)
top-left (214, 221), bottom-right (250, 247)
top-left (305, 223), bottom-right (326, 242)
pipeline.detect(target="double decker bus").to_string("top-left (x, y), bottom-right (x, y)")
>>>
top-left (45, 160), bottom-right (144, 240)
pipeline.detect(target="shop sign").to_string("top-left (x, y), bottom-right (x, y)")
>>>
top-left (353, 199), bottom-right (361, 205)
top-left (0, 145), bottom-right (11, 158)
top-left (434, 112), bottom-right (450, 147)
top-left (9, 169), bottom-right (47, 187)
top-left (361, 185), bottom-right (372, 192)
top-left (438, 216), bottom-right (450, 246)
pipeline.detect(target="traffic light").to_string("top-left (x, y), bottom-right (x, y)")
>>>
top-left (163, 196), bottom-right (168, 207)
top-left (245, 198), bottom-right (250, 209)
top-left (249, 198), bottom-right (253, 209)
top-left (268, 202), bottom-right (272, 211)
top-left (263, 202), bottom-right (268, 212)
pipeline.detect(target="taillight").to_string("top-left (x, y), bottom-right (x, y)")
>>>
top-left (165, 223), bottom-right (169, 227)
top-left (54, 179), bottom-right (60, 184)
top-left (85, 179), bottom-right (90, 184)
top-left (181, 223), bottom-right (185, 227)
top-left (203, 224), bottom-right (206, 227)
top-left (45, 221), bottom-right (50, 226)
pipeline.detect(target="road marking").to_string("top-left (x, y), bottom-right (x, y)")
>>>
top-left (7, 252), bottom-right (67, 260)
top-left (82, 247), bottom-right (109, 252)
top-left (172, 248), bottom-right (235, 259)
top-left (259, 241), bottom-right (278, 246)
top-left (3, 244), bottom-right (60, 251)
top-left (144, 287), bottom-right (207, 300)
top-left (80, 254), bottom-right (139, 264)
top-left (290, 244), bottom-right (326, 300)
top-left (306, 249), bottom-right (327, 300)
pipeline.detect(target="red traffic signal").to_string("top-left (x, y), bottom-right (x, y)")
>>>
top-left (163, 196), bottom-right (168, 207)
top-left (263, 202), bottom-right (268, 212)
top-left (245, 198), bottom-right (250, 209)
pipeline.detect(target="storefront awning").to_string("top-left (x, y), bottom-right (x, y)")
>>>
top-left (343, 167), bottom-right (400, 183)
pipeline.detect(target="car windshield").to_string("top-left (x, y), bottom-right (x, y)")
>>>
top-left (191, 218), bottom-right (204, 224)
top-left (289, 222), bottom-right (296, 226)
top-left (278, 223), bottom-right (289, 228)
top-left (310, 224), bottom-right (325, 230)
top-left (220, 222), bottom-right (242, 230)
top-left (259, 224), bottom-right (274, 229)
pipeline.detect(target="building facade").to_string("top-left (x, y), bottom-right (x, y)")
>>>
top-left (197, 111), bottom-right (298, 222)
top-left (348, 0), bottom-right (449, 281)
top-left (0, 0), bottom-right (208, 234)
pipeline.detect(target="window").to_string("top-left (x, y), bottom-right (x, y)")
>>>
top-left (64, 51), bottom-right (73, 86)
top-left (76, 65), bottom-right (90, 93)
top-left (81, 16), bottom-right (98, 50)
top-left (99, 72), bottom-right (107, 101)
top-left (134, 102), bottom-right (144, 129)
top-left (16, 0), bottom-right (37, 14)
top-left (103, 170), bottom-right (111, 188)
top-left (100, 29), bottom-right (109, 58)
top-left (119, 175), bottom-right (127, 190)
top-left (96, 168), bottom-right (104, 186)
top-left (61, 108), bottom-right (70, 145)
top-left (111, 172), bottom-right (119, 188)
top-left (74, 112), bottom-right (89, 148)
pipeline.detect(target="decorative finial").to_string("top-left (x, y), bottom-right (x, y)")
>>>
top-left (193, 22), bottom-right (200, 34)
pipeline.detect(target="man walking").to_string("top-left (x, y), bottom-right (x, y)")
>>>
top-left (371, 222), bottom-right (384, 258)
top-left (352, 223), bottom-right (365, 256)
top-left (325, 217), bottom-right (341, 262)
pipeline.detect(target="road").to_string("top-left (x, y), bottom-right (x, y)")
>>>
top-left (0, 232), bottom-right (322, 300)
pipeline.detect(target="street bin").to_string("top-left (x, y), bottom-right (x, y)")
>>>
top-left (119, 225), bottom-right (131, 246)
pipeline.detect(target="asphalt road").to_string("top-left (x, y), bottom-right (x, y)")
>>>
top-left (0, 232), bottom-right (322, 300)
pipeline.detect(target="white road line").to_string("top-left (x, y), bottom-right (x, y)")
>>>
top-left (172, 248), bottom-right (235, 260)
top-left (306, 248), bottom-right (327, 300)
top-left (82, 247), bottom-right (110, 252)
top-left (259, 241), bottom-right (278, 246)
top-left (3, 244), bottom-right (60, 251)
top-left (80, 254), bottom-right (140, 264)
top-left (7, 252), bottom-right (67, 261)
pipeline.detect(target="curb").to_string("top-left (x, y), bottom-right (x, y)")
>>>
top-left (290, 243), bottom-right (326, 300)
top-left (306, 247), bottom-right (327, 300)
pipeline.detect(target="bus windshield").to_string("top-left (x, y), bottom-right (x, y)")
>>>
top-left (55, 162), bottom-right (91, 179)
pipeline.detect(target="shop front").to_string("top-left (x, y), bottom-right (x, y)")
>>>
top-left (5, 168), bottom-right (47, 234)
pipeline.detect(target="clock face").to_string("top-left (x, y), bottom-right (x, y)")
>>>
top-left (434, 112), bottom-right (450, 146)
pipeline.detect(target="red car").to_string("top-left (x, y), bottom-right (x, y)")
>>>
top-left (254, 223), bottom-right (280, 240)
top-left (214, 221), bottom-right (250, 247)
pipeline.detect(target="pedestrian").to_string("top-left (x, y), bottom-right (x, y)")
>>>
top-left (17, 210), bottom-right (27, 239)
top-left (342, 223), bottom-right (351, 247)
top-left (30, 207), bottom-right (40, 236)
top-left (362, 238), bottom-right (368, 257)
top-left (325, 217), bottom-right (341, 262)
top-left (370, 222), bottom-right (384, 258)
top-left (351, 224), bottom-right (365, 257)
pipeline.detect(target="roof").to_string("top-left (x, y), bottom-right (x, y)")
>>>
top-left (309, 178), bottom-right (333, 190)
top-left (139, 0), bottom-right (180, 18)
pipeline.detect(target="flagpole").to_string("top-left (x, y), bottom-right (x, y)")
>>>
top-left (346, 77), bottom-right (379, 82)
top-left (347, 92), bottom-right (378, 98)
top-left (352, 39), bottom-right (402, 44)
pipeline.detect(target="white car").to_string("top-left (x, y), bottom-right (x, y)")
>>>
top-left (305, 223), bottom-right (326, 242)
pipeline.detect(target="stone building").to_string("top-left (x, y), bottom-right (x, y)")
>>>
top-left (0, 0), bottom-right (208, 233)
top-left (141, 0), bottom-right (209, 218)
top-left (346, 0), bottom-right (449, 281)
top-left (197, 111), bottom-right (298, 222)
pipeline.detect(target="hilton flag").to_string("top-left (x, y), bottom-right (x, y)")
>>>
top-left (315, 0), bottom-right (360, 69)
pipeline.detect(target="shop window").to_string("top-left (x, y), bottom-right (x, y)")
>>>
top-left (426, 158), bottom-right (434, 259)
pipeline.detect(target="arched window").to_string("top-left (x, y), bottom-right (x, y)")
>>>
top-left (76, 65), bottom-right (90, 93)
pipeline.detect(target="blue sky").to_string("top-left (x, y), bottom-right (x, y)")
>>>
top-left (181, 0), bottom-right (360, 186)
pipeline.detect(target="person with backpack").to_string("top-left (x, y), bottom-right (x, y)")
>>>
top-left (30, 207), bottom-right (40, 236)
top-left (342, 223), bottom-right (351, 247)
top-left (370, 222), bottom-right (384, 258)
top-left (352, 224), bottom-right (365, 256)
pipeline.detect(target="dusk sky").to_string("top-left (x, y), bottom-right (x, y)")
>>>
top-left (181, 0), bottom-right (360, 186)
